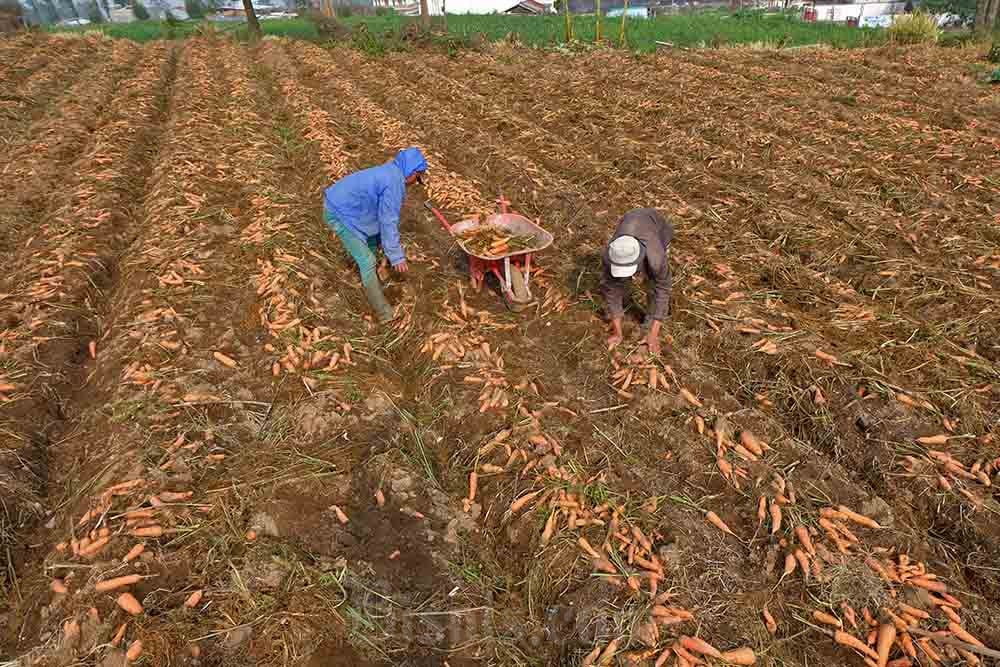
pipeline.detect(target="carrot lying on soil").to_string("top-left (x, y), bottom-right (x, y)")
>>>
top-left (796, 526), bottom-right (816, 555)
top-left (116, 593), bottom-right (143, 615)
top-left (875, 623), bottom-right (896, 667)
top-left (837, 505), bottom-right (881, 529)
top-left (96, 575), bottom-right (143, 592)
top-left (126, 640), bottom-right (143, 661)
top-left (111, 622), bottom-right (128, 647)
top-left (720, 647), bottom-right (757, 665)
top-left (706, 511), bottom-right (736, 537)
top-left (131, 525), bottom-right (163, 538)
top-left (596, 638), bottom-right (620, 664)
top-left (51, 579), bottom-right (68, 594)
top-left (184, 589), bottom-right (204, 608)
top-left (375, 489), bottom-right (386, 507)
top-left (509, 490), bottom-right (541, 513)
top-left (123, 543), bottom-right (145, 563)
top-left (835, 630), bottom-right (880, 660)
top-left (762, 607), bottom-right (778, 634)
top-left (679, 388), bottom-right (703, 408)
top-left (580, 645), bottom-right (602, 667)
top-left (213, 351), bottom-right (238, 367)
top-left (813, 610), bottom-right (843, 628)
top-left (679, 636), bottom-right (722, 659)
top-left (916, 435), bottom-right (949, 446)
top-left (769, 501), bottom-right (782, 535)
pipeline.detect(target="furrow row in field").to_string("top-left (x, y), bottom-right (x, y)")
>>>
top-left (0, 40), bottom-right (143, 260)
top-left (386, 50), bottom-right (997, 417)
top-left (7, 40), bottom-right (269, 663)
top-left (297, 43), bottom-right (1000, 663)
top-left (672, 46), bottom-right (1000, 138)
top-left (349, 46), bottom-right (1000, 622)
top-left (453, 49), bottom-right (999, 259)
top-left (0, 36), bottom-right (108, 145)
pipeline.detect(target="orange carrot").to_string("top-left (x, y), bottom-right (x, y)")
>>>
top-left (898, 604), bottom-right (929, 620)
top-left (123, 543), bottom-right (145, 563)
top-left (184, 589), bottom-right (203, 608)
top-left (131, 526), bottom-right (163, 538)
top-left (876, 623), bottom-right (896, 667)
top-left (96, 575), bottom-right (143, 592)
top-left (762, 607), bottom-right (777, 634)
top-left (654, 647), bottom-right (672, 667)
top-left (908, 576), bottom-right (947, 593)
top-left (580, 645), bottom-right (602, 667)
top-left (466, 472), bottom-right (478, 502)
top-left (720, 647), bottom-right (757, 665)
top-left (835, 630), bottom-right (880, 660)
top-left (916, 435), bottom-right (949, 446)
top-left (578, 537), bottom-right (601, 559)
top-left (706, 511), bottom-right (736, 537)
top-left (769, 501), bottom-right (782, 535)
top-left (794, 550), bottom-right (811, 581)
top-left (886, 659), bottom-right (912, 667)
top-left (331, 505), bottom-right (349, 524)
top-left (126, 639), bottom-right (143, 661)
top-left (740, 431), bottom-right (764, 456)
top-left (510, 490), bottom-right (541, 514)
top-left (213, 351), bottom-right (238, 367)
top-left (948, 622), bottom-right (984, 647)
top-left (80, 536), bottom-right (111, 558)
top-left (596, 638), bottom-right (620, 664)
top-left (158, 491), bottom-right (193, 502)
top-left (116, 593), bottom-right (144, 615)
top-left (813, 610), bottom-right (843, 628)
top-left (375, 489), bottom-right (386, 507)
top-left (88, 341), bottom-right (97, 359)
top-left (111, 622), bottom-right (128, 647)
top-left (782, 553), bottom-right (797, 577)
top-left (540, 510), bottom-right (558, 546)
top-left (51, 579), bottom-right (68, 594)
top-left (679, 388), bottom-right (702, 408)
top-left (757, 496), bottom-right (767, 525)
top-left (841, 603), bottom-right (858, 629)
top-left (837, 505), bottom-right (881, 529)
top-left (679, 635), bottom-right (722, 659)
top-left (793, 526), bottom-right (814, 555)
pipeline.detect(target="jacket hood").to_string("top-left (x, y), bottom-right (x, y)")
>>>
top-left (393, 147), bottom-right (428, 179)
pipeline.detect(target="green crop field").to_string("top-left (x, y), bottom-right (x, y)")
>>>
top-left (343, 10), bottom-right (886, 50)
top-left (39, 10), bottom-right (886, 49)
top-left (44, 17), bottom-right (318, 41)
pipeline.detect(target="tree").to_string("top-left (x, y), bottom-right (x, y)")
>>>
top-left (86, 0), bottom-right (104, 20)
top-left (419, 0), bottom-right (429, 29)
top-left (922, 0), bottom-right (975, 23)
top-left (133, 0), bottom-right (149, 19)
top-left (975, 0), bottom-right (999, 30)
top-left (242, 0), bottom-right (261, 40)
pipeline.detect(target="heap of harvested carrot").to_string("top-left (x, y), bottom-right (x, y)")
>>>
top-left (458, 224), bottom-right (537, 258)
top-left (609, 351), bottom-right (674, 399)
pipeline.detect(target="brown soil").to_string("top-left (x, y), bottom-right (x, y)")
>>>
top-left (0, 32), bottom-right (997, 667)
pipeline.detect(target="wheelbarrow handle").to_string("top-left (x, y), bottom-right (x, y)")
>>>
top-left (424, 200), bottom-right (453, 233)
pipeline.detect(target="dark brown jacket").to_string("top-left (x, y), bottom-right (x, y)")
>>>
top-left (601, 208), bottom-right (673, 322)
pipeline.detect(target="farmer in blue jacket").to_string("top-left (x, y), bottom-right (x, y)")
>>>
top-left (323, 147), bottom-right (428, 322)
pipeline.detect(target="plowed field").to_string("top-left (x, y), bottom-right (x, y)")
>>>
top-left (1, 33), bottom-right (998, 667)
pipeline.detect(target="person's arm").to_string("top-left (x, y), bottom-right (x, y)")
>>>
top-left (601, 262), bottom-right (627, 349)
top-left (377, 179), bottom-right (406, 269)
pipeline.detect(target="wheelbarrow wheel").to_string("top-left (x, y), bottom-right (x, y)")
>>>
top-left (507, 265), bottom-right (534, 311)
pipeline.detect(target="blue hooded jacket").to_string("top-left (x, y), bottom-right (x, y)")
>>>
top-left (323, 147), bottom-right (428, 267)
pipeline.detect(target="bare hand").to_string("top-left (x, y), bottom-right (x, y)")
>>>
top-left (607, 333), bottom-right (623, 351)
top-left (394, 260), bottom-right (409, 273)
top-left (646, 331), bottom-right (662, 355)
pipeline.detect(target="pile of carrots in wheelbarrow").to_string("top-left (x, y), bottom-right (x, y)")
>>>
top-left (458, 225), bottom-right (538, 258)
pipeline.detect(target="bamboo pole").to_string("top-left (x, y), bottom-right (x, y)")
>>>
top-left (563, 0), bottom-right (573, 41)
top-left (595, 0), bottom-right (602, 42)
top-left (619, 0), bottom-right (628, 47)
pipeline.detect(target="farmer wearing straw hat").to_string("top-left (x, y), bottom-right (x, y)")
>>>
top-left (323, 147), bottom-right (428, 323)
top-left (601, 208), bottom-right (674, 355)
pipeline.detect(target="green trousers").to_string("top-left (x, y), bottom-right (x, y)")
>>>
top-left (324, 210), bottom-right (393, 322)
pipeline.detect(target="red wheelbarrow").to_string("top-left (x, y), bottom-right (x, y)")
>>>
top-left (425, 198), bottom-right (553, 310)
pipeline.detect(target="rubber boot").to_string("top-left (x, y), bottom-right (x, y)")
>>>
top-left (364, 278), bottom-right (394, 323)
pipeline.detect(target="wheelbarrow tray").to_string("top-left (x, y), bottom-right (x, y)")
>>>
top-left (450, 213), bottom-right (553, 261)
